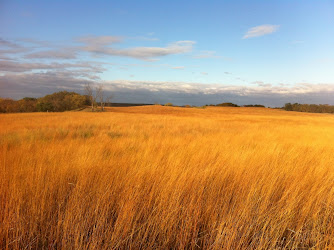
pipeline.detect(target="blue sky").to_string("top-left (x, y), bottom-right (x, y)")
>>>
top-left (1, 0), bottom-right (334, 106)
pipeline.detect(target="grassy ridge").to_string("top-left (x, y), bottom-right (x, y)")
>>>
top-left (1, 106), bottom-right (334, 249)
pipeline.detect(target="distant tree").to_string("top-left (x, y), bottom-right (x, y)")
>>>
top-left (0, 98), bottom-right (17, 113)
top-left (216, 102), bottom-right (239, 107)
top-left (96, 84), bottom-right (112, 111)
top-left (164, 103), bottom-right (173, 106)
top-left (284, 103), bottom-right (293, 111)
top-left (85, 83), bottom-right (96, 111)
top-left (96, 85), bottom-right (104, 111)
top-left (18, 97), bottom-right (37, 112)
top-left (22, 97), bottom-right (37, 101)
top-left (36, 101), bottom-right (53, 112)
top-left (243, 104), bottom-right (265, 107)
top-left (36, 91), bottom-right (86, 112)
top-left (105, 95), bottom-right (113, 108)
top-left (64, 93), bottom-right (86, 110)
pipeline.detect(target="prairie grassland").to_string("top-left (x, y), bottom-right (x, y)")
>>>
top-left (1, 106), bottom-right (334, 249)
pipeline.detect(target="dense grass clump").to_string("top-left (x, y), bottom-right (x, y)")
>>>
top-left (1, 106), bottom-right (334, 249)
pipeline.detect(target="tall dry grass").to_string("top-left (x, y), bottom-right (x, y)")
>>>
top-left (1, 106), bottom-right (334, 249)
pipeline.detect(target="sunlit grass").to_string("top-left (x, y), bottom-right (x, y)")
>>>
top-left (1, 106), bottom-right (334, 249)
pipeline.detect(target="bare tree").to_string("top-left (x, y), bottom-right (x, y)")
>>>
top-left (96, 84), bottom-right (105, 111)
top-left (85, 83), bottom-right (95, 111)
top-left (96, 84), bottom-right (112, 111)
top-left (85, 83), bottom-right (111, 112)
top-left (105, 94), bottom-right (113, 108)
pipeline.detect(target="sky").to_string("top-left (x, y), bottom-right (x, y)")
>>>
top-left (0, 0), bottom-right (334, 106)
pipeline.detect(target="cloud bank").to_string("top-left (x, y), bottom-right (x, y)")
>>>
top-left (1, 72), bottom-right (333, 107)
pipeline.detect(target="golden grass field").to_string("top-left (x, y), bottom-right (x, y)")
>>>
top-left (1, 106), bottom-right (334, 249)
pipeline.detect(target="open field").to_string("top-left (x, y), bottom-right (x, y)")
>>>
top-left (1, 106), bottom-right (334, 249)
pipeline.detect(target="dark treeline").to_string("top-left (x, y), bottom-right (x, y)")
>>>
top-left (0, 91), bottom-right (89, 113)
top-left (243, 104), bottom-right (266, 107)
top-left (216, 102), bottom-right (240, 107)
top-left (207, 103), bottom-right (265, 108)
top-left (283, 103), bottom-right (334, 113)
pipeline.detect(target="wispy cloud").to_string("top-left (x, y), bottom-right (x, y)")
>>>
top-left (129, 36), bottom-right (159, 41)
top-left (0, 60), bottom-right (105, 74)
top-left (172, 66), bottom-right (185, 70)
top-left (0, 38), bottom-right (21, 48)
top-left (243, 25), bottom-right (280, 39)
top-left (79, 36), bottom-right (196, 60)
top-left (17, 38), bottom-right (55, 47)
top-left (77, 35), bottom-right (124, 46)
top-left (251, 81), bottom-right (272, 87)
top-left (193, 51), bottom-right (220, 59)
top-left (24, 49), bottom-right (77, 59)
top-left (0, 38), bottom-right (29, 54)
top-left (2, 36), bottom-right (195, 61)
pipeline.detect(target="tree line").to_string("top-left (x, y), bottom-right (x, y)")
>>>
top-left (2, 90), bottom-right (334, 114)
top-left (0, 91), bottom-right (89, 113)
top-left (283, 103), bottom-right (334, 113)
top-left (211, 102), bottom-right (334, 114)
top-left (207, 103), bottom-right (265, 107)
top-left (0, 83), bottom-right (112, 113)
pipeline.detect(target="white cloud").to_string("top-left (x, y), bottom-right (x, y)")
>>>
top-left (201, 72), bottom-right (208, 75)
top-left (172, 66), bottom-right (185, 70)
top-left (243, 25), bottom-right (280, 39)
top-left (79, 36), bottom-right (196, 60)
top-left (2, 36), bottom-right (196, 61)
top-left (251, 81), bottom-right (272, 87)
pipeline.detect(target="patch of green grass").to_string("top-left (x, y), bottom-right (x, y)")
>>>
top-left (0, 132), bottom-right (20, 147)
top-left (107, 132), bottom-right (122, 139)
top-left (72, 129), bottom-right (94, 139)
top-left (54, 129), bottom-right (69, 140)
